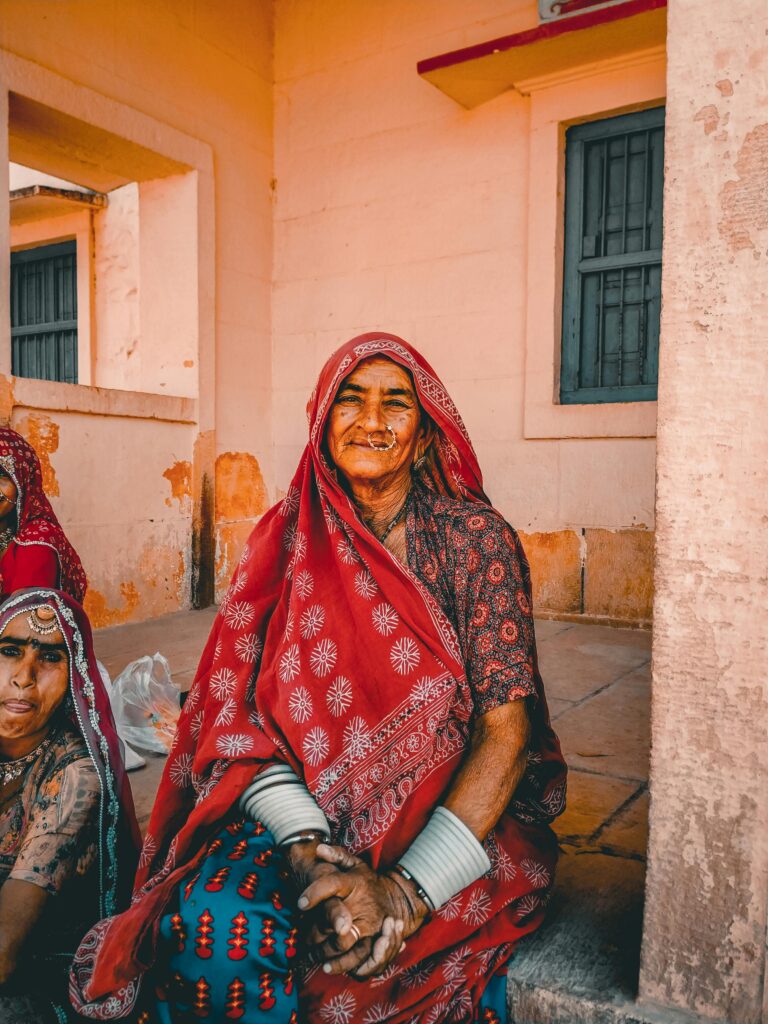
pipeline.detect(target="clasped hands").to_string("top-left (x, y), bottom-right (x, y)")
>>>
top-left (287, 840), bottom-right (428, 978)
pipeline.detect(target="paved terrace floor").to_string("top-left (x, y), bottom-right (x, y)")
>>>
top-left (95, 611), bottom-right (651, 1021)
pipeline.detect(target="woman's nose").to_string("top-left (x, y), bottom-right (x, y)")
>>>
top-left (359, 399), bottom-right (387, 432)
top-left (12, 663), bottom-right (35, 690)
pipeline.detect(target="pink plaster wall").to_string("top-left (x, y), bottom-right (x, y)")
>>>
top-left (640, 0), bottom-right (768, 1019)
top-left (1, 0), bottom-right (274, 619)
top-left (270, 4), bottom-right (663, 618)
top-left (3, 1), bottom-right (660, 623)
top-left (272, 0), bottom-right (659, 619)
top-left (92, 183), bottom-right (142, 390)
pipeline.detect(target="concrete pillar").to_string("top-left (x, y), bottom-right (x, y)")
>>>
top-left (640, 1), bottom-right (768, 1022)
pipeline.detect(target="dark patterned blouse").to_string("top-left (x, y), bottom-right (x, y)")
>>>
top-left (406, 483), bottom-right (565, 824)
top-left (0, 723), bottom-right (100, 986)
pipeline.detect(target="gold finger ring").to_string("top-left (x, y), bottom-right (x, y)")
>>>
top-left (349, 925), bottom-right (361, 944)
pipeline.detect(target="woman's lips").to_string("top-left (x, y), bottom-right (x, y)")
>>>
top-left (2, 700), bottom-right (35, 714)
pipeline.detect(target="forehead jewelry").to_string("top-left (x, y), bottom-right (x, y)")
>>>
top-left (27, 605), bottom-right (58, 636)
top-left (367, 425), bottom-right (397, 451)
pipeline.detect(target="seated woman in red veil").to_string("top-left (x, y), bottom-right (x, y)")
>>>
top-left (0, 428), bottom-right (87, 603)
top-left (72, 334), bottom-right (566, 1024)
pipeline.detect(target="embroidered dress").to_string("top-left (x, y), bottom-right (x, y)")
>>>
top-left (72, 334), bottom-right (566, 1023)
top-left (0, 429), bottom-right (87, 602)
top-left (0, 725), bottom-right (100, 944)
top-left (0, 588), bottom-right (139, 1022)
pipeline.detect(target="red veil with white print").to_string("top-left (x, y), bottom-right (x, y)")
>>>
top-left (0, 428), bottom-right (87, 601)
top-left (71, 334), bottom-right (566, 1022)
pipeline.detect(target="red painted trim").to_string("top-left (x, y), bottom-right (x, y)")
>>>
top-left (417, 0), bottom-right (667, 76)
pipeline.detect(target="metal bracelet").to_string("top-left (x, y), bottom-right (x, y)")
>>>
top-left (391, 863), bottom-right (435, 913)
top-left (280, 830), bottom-right (329, 847)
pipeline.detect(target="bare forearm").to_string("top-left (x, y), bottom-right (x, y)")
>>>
top-left (0, 880), bottom-right (48, 986)
top-left (442, 700), bottom-right (530, 840)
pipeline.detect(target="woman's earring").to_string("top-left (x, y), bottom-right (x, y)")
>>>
top-left (413, 453), bottom-right (427, 473)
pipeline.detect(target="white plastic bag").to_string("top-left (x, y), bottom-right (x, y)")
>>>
top-left (97, 660), bottom-right (146, 771)
top-left (108, 653), bottom-right (181, 755)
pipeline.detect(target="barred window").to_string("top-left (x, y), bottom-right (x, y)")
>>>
top-left (10, 241), bottom-right (78, 384)
top-left (561, 106), bottom-right (664, 404)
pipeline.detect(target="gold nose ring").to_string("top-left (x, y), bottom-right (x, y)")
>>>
top-left (367, 426), bottom-right (397, 451)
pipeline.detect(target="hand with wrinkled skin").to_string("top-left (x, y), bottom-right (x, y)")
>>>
top-left (298, 844), bottom-right (427, 977)
top-left (286, 840), bottom-right (385, 969)
top-left (284, 838), bottom-right (361, 959)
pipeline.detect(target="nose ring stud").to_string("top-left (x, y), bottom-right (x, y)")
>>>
top-left (367, 426), bottom-right (397, 451)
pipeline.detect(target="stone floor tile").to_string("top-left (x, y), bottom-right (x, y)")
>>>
top-left (538, 639), bottom-right (649, 703)
top-left (94, 607), bottom-right (217, 680)
top-left (548, 697), bottom-right (576, 720)
top-left (534, 620), bottom-right (575, 642)
top-left (554, 668), bottom-right (650, 782)
top-left (548, 623), bottom-right (652, 654)
top-left (554, 771), bottom-right (640, 846)
top-left (596, 789), bottom-right (649, 858)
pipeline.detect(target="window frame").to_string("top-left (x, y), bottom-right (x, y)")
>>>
top-left (560, 105), bottom-right (665, 406)
top-left (10, 239), bottom-right (79, 385)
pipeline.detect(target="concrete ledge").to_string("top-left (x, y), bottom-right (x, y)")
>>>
top-left (10, 377), bottom-right (197, 423)
top-left (506, 848), bottom-right (717, 1024)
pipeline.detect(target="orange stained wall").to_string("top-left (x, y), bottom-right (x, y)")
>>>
top-left (2, 1), bottom-right (661, 626)
top-left (272, 0), bottom-right (662, 625)
top-left (0, 0), bottom-right (274, 625)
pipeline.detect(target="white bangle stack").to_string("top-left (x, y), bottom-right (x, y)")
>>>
top-left (398, 806), bottom-right (491, 911)
top-left (239, 764), bottom-right (331, 847)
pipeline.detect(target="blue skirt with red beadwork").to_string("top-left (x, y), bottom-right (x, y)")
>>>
top-left (141, 819), bottom-right (508, 1023)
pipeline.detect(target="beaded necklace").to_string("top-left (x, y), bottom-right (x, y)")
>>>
top-left (0, 734), bottom-right (51, 786)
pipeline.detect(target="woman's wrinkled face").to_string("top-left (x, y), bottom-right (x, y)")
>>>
top-left (0, 609), bottom-right (69, 744)
top-left (326, 358), bottom-right (426, 488)
top-left (0, 467), bottom-right (17, 524)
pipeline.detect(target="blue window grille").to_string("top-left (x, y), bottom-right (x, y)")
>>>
top-left (561, 106), bottom-right (664, 404)
top-left (10, 241), bottom-right (78, 384)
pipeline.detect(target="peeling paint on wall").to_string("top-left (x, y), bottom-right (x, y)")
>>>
top-left (694, 103), bottom-right (720, 135)
top-left (0, 377), bottom-right (15, 425)
top-left (15, 412), bottom-right (60, 496)
top-left (719, 122), bottom-right (768, 253)
top-left (215, 451), bottom-right (268, 522)
top-left (163, 460), bottom-right (192, 510)
top-left (85, 582), bottom-right (140, 628)
top-left (84, 539), bottom-right (189, 629)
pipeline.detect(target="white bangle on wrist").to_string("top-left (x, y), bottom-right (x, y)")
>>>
top-left (239, 765), bottom-right (331, 847)
top-left (397, 806), bottom-right (491, 911)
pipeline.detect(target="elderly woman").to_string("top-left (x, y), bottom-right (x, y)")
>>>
top-left (72, 334), bottom-right (566, 1024)
top-left (0, 588), bottom-right (138, 1023)
top-left (0, 429), bottom-right (87, 602)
